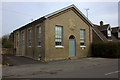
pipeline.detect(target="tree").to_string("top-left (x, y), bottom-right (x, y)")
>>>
top-left (1, 34), bottom-right (14, 48)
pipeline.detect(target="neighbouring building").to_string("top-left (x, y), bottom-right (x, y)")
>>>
top-left (13, 4), bottom-right (93, 61)
top-left (111, 27), bottom-right (120, 41)
top-left (93, 21), bottom-right (118, 42)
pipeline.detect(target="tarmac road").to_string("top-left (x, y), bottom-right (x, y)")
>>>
top-left (2, 56), bottom-right (119, 78)
top-left (19, 58), bottom-right (119, 78)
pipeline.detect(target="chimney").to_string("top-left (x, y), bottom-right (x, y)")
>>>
top-left (100, 21), bottom-right (103, 27)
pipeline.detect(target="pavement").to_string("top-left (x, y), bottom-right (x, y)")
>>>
top-left (1, 55), bottom-right (120, 78)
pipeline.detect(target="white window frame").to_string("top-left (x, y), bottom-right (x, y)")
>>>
top-left (55, 26), bottom-right (63, 47)
top-left (80, 29), bottom-right (86, 47)
top-left (107, 30), bottom-right (111, 37)
top-left (37, 26), bottom-right (41, 47)
top-left (55, 45), bottom-right (64, 48)
top-left (118, 32), bottom-right (120, 38)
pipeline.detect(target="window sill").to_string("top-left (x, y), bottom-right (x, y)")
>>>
top-left (37, 46), bottom-right (41, 48)
top-left (55, 46), bottom-right (64, 48)
top-left (108, 35), bottom-right (111, 37)
top-left (28, 46), bottom-right (31, 48)
top-left (80, 45), bottom-right (86, 48)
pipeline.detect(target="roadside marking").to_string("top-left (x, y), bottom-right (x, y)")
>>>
top-left (104, 71), bottom-right (120, 75)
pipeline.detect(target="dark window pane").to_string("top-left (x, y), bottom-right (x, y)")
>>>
top-left (80, 29), bottom-right (85, 46)
top-left (28, 29), bottom-right (32, 46)
top-left (55, 26), bottom-right (63, 46)
top-left (80, 42), bottom-right (84, 46)
top-left (37, 26), bottom-right (41, 46)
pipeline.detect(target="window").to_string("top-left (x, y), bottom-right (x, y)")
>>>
top-left (107, 30), bottom-right (111, 37)
top-left (16, 34), bottom-right (19, 48)
top-left (28, 29), bottom-right (31, 47)
top-left (37, 26), bottom-right (41, 46)
top-left (118, 32), bottom-right (120, 38)
top-left (22, 32), bottom-right (24, 45)
top-left (55, 26), bottom-right (63, 46)
top-left (80, 29), bottom-right (85, 46)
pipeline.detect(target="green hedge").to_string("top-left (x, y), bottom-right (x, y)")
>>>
top-left (92, 42), bottom-right (120, 58)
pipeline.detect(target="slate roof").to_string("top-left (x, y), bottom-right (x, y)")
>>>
top-left (98, 24), bottom-right (110, 31)
top-left (93, 24), bottom-right (118, 42)
top-left (111, 27), bottom-right (120, 33)
top-left (93, 24), bottom-right (108, 42)
top-left (94, 24), bottom-right (110, 31)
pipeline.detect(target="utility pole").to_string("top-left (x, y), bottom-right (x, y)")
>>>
top-left (85, 8), bottom-right (89, 18)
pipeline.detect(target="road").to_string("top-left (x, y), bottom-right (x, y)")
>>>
top-left (51, 60), bottom-right (118, 78)
top-left (21, 58), bottom-right (119, 78)
top-left (2, 57), bottom-right (120, 78)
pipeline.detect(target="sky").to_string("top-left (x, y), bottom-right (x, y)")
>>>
top-left (1, 1), bottom-right (119, 37)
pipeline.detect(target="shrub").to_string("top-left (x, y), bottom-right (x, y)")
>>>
top-left (92, 42), bottom-right (120, 58)
top-left (1, 34), bottom-right (14, 48)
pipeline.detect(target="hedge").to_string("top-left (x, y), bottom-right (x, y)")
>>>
top-left (92, 42), bottom-right (120, 58)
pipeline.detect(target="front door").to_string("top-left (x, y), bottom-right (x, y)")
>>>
top-left (69, 35), bottom-right (75, 57)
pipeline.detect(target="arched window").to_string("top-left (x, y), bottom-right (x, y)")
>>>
top-left (69, 35), bottom-right (75, 39)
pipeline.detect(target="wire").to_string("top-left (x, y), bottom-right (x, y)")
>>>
top-left (2, 8), bottom-right (38, 17)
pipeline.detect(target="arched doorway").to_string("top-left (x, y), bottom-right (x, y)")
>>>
top-left (69, 35), bottom-right (75, 57)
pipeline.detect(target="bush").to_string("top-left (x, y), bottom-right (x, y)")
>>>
top-left (92, 42), bottom-right (120, 58)
top-left (1, 34), bottom-right (14, 48)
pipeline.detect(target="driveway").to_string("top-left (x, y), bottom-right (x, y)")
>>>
top-left (2, 56), bottom-right (119, 78)
top-left (4, 54), bottom-right (42, 66)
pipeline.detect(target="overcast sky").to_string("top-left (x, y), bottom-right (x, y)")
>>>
top-left (2, 1), bottom-right (119, 36)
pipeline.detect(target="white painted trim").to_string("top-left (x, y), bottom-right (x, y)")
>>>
top-left (107, 25), bottom-right (111, 30)
top-left (107, 30), bottom-right (111, 37)
top-left (55, 46), bottom-right (64, 48)
top-left (28, 46), bottom-right (31, 48)
top-left (118, 32), bottom-right (120, 38)
top-left (80, 45), bottom-right (86, 48)
top-left (37, 46), bottom-right (41, 48)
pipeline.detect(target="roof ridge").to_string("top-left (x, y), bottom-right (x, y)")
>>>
top-left (44, 4), bottom-right (93, 27)
top-left (13, 4), bottom-right (93, 32)
top-left (103, 24), bottom-right (109, 26)
top-left (44, 4), bottom-right (75, 18)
